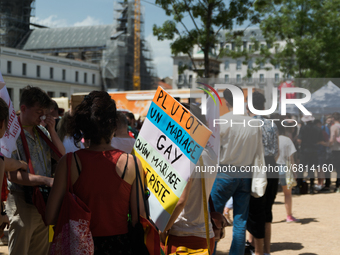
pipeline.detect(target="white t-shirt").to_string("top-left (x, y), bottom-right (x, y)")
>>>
top-left (276, 135), bottom-right (296, 165)
top-left (111, 137), bottom-right (135, 153)
top-left (63, 136), bottom-right (85, 154)
top-left (219, 111), bottom-right (263, 166)
top-left (169, 146), bottom-right (218, 238)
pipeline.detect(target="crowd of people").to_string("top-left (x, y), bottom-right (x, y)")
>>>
top-left (0, 85), bottom-right (338, 255)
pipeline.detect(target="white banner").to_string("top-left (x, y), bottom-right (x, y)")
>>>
top-left (0, 71), bottom-right (21, 157)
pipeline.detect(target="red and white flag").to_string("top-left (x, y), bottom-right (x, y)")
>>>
top-left (0, 71), bottom-right (21, 157)
top-left (278, 80), bottom-right (296, 99)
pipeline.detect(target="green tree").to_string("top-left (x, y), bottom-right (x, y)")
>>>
top-left (253, 0), bottom-right (340, 79)
top-left (153, 0), bottom-right (260, 78)
top-left (219, 30), bottom-right (273, 79)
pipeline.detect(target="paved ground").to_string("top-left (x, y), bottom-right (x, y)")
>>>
top-left (216, 184), bottom-right (340, 255)
top-left (0, 183), bottom-right (338, 255)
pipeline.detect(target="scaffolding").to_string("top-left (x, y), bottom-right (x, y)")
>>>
top-left (0, 0), bottom-right (35, 47)
top-left (5, 0), bottom-right (157, 91)
top-left (101, 1), bottom-right (156, 91)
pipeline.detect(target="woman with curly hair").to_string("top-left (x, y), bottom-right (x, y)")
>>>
top-left (46, 91), bottom-right (146, 254)
top-left (56, 111), bottom-right (85, 153)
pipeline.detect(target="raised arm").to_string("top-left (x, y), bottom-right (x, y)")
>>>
top-left (7, 170), bottom-right (53, 187)
top-left (3, 157), bottom-right (27, 172)
top-left (7, 148), bottom-right (53, 187)
top-left (45, 115), bottom-right (66, 156)
top-left (162, 178), bottom-right (192, 233)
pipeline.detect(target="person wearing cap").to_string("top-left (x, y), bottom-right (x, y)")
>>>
top-left (297, 115), bottom-right (324, 194)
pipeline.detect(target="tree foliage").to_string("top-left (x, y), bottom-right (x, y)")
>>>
top-left (217, 0), bottom-right (340, 90)
top-left (153, 0), bottom-right (260, 78)
top-left (253, 0), bottom-right (340, 79)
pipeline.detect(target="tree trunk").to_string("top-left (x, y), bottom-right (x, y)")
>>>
top-left (204, 3), bottom-right (213, 78)
top-left (204, 47), bottom-right (210, 78)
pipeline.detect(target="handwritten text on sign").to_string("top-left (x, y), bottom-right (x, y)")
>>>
top-left (133, 87), bottom-right (212, 231)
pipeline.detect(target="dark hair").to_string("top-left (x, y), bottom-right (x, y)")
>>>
top-left (252, 91), bottom-right (266, 110)
top-left (51, 100), bottom-right (59, 111)
top-left (181, 103), bottom-right (207, 126)
top-left (332, 112), bottom-right (340, 121)
top-left (68, 91), bottom-right (117, 145)
top-left (125, 112), bottom-right (135, 126)
top-left (20, 86), bottom-right (52, 109)
top-left (270, 113), bottom-right (285, 135)
top-left (271, 113), bottom-right (298, 136)
top-left (0, 98), bottom-right (9, 126)
top-left (125, 112), bottom-right (135, 120)
top-left (116, 112), bottom-right (128, 129)
top-left (58, 108), bottom-right (65, 116)
top-left (314, 119), bottom-right (322, 125)
top-left (223, 85), bottom-right (243, 107)
top-left (223, 89), bottom-right (233, 107)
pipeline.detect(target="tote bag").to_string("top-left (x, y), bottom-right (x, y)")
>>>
top-left (50, 153), bottom-right (94, 255)
top-left (130, 155), bottom-right (160, 255)
top-left (251, 144), bottom-right (267, 198)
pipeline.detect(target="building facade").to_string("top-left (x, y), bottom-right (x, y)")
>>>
top-left (1, 0), bottom-right (156, 106)
top-left (20, 2), bottom-right (156, 91)
top-left (0, 46), bottom-right (101, 111)
top-left (172, 28), bottom-right (288, 104)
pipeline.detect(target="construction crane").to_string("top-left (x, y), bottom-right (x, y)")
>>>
top-left (133, 0), bottom-right (141, 90)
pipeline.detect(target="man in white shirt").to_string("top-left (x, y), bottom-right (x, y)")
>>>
top-left (211, 88), bottom-right (264, 255)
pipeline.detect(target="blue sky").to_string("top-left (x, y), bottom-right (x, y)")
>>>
top-left (32, 0), bottom-right (174, 78)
